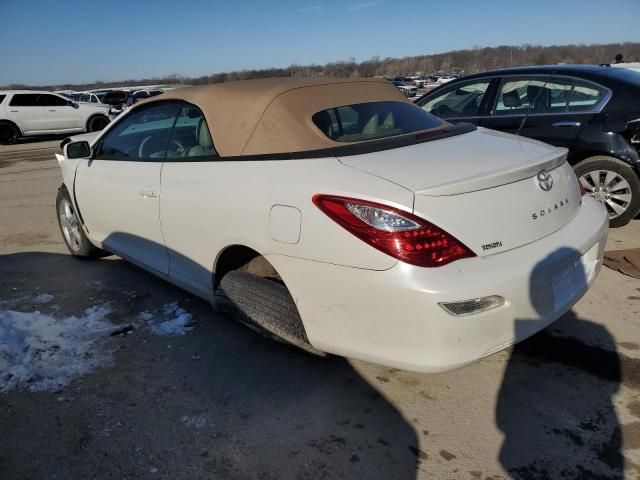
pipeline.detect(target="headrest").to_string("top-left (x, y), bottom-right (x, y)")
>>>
top-left (314, 111), bottom-right (334, 138)
top-left (197, 118), bottom-right (213, 148)
top-left (503, 89), bottom-right (522, 108)
top-left (381, 112), bottom-right (394, 129)
top-left (527, 85), bottom-right (550, 110)
top-left (362, 113), bottom-right (380, 135)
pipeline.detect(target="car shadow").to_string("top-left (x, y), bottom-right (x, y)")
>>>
top-left (497, 247), bottom-right (624, 479)
top-left (0, 250), bottom-right (420, 479)
top-left (12, 134), bottom-right (69, 145)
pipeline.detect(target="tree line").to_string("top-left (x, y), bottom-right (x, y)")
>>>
top-left (5, 42), bottom-right (640, 91)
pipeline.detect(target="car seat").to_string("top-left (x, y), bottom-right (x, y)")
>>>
top-left (502, 89), bottom-right (522, 110)
top-left (187, 118), bottom-right (216, 156)
top-left (313, 111), bottom-right (335, 138)
top-left (526, 85), bottom-right (551, 113)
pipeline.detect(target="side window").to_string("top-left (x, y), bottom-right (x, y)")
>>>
top-left (313, 102), bottom-right (442, 142)
top-left (9, 94), bottom-right (40, 107)
top-left (0, 95), bottom-right (5, 105)
top-left (39, 94), bottom-right (69, 107)
top-left (168, 104), bottom-right (217, 158)
top-left (95, 103), bottom-right (181, 160)
top-left (567, 80), bottom-right (607, 112)
top-left (421, 81), bottom-right (491, 118)
top-left (493, 77), bottom-right (574, 115)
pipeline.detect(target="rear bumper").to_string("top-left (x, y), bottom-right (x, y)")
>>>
top-left (268, 197), bottom-right (608, 372)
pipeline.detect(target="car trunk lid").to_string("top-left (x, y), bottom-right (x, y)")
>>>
top-left (338, 128), bottom-right (582, 256)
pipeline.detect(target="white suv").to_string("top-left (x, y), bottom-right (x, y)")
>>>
top-left (0, 90), bottom-right (111, 144)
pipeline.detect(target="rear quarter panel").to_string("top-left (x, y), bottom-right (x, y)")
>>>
top-left (159, 157), bottom-right (414, 291)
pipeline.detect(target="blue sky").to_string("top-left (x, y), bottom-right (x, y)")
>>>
top-left (1, 0), bottom-right (638, 85)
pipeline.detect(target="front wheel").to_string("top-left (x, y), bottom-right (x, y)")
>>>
top-left (56, 187), bottom-right (106, 258)
top-left (87, 115), bottom-right (110, 132)
top-left (575, 156), bottom-right (640, 228)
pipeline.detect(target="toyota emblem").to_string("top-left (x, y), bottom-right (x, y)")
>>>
top-left (537, 170), bottom-right (553, 191)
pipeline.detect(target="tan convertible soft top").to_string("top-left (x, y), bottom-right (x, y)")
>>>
top-left (148, 77), bottom-right (411, 156)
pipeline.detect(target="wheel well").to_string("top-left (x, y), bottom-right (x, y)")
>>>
top-left (213, 245), bottom-right (280, 289)
top-left (570, 148), bottom-right (638, 168)
top-left (571, 151), bottom-right (615, 163)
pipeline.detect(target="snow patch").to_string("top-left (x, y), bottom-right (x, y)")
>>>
top-left (32, 293), bottom-right (54, 304)
top-left (1, 292), bottom-right (54, 308)
top-left (138, 302), bottom-right (194, 336)
top-left (181, 414), bottom-right (208, 429)
top-left (0, 305), bottom-right (115, 393)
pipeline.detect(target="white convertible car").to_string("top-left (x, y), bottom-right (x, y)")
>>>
top-left (55, 77), bottom-right (608, 372)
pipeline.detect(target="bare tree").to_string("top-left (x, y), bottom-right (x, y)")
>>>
top-left (5, 42), bottom-right (639, 91)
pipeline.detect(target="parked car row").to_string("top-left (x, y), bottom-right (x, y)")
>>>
top-left (0, 87), bottom-right (174, 143)
top-left (56, 76), bottom-right (608, 372)
top-left (391, 80), bottom-right (419, 97)
top-left (0, 90), bottom-right (111, 143)
top-left (394, 75), bottom-right (459, 88)
top-left (71, 92), bottom-right (103, 104)
top-left (417, 64), bottom-right (640, 227)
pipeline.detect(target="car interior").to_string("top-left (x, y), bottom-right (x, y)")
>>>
top-left (96, 103), bottom-right (217, 160)
top-left (313, 101), bottom-right (442, 143)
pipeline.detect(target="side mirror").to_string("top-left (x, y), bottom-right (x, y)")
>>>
top-left (64, 141), bottom-right (91, 159)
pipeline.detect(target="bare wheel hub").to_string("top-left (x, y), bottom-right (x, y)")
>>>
top-left (59, 197), bottom-right (82, 251)
top-left (578, 170), bottom-right (632, 219)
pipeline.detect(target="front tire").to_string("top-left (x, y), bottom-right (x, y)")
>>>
top-left (214, 270), bottom-right (324, 356)
top-left (87, 115), bottom-right (110, 132)
top-left (56, 187), bottom-right (105, 258)
top-left (575, 156), bottom-right (640, 228)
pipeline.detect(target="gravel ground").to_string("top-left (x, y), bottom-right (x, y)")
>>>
top-left (0, 140), bottom-right (639, 480)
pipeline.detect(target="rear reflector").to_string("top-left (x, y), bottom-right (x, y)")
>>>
top-left (312, 194), bottom-right (474, 267)
top-left (439, 296), bottom-right (505, 316)
top-left (579, 180), bottom-right (587, 196)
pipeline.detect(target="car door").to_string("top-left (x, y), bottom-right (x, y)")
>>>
top-left (418, 78), bottom-right (495, 125)
top-left (6, 93), bottom-right (47, 133)
top-left (39, 93), bottom-right (82, 131)
top-left (158, 103), bottom-right (221, 293)
top-left (75, 102), bottom-right (181, 274)
top-left (480, 75), bottom-right (608, 149)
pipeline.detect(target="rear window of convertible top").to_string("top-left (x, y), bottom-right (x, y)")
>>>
top-left (312, 101), bottom-right (443, 143)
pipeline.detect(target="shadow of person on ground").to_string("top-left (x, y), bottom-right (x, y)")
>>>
top-left (0, 250), bottom-right (419, 480)
top-left (497, 247), bottom-right (623, 479)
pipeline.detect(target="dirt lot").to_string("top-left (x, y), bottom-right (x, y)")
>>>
top-left (0, 140), bottom-right (639, 480)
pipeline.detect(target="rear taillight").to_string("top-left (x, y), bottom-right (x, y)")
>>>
top-left (312, 194), bottom-right (475, 267)
top-left (579, 180), bottom-right (587, 196)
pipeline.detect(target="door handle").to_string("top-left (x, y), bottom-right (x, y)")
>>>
top-left (552, 121), bottom-right (581, 128)
top-left (48, 109), bottom-right (57, 112)
top-left (139, 189), bottom-right (157, 198)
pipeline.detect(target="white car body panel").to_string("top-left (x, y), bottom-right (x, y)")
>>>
top-left (58, 90), bottom-right (609, 372)
top-left (339, 128), bottom-right (563, 195)
top-left (269, 196), bottom-right (606, 371)
top-left (6, 104), bottom-right (46, 133)
top-left (44, 104), bottom-right (84, 131)
top-left (338, 128), bottom-right (582, 256)
top-left (75, 160), bottom-right (168, 274)
top-left (159, 158), bottom-right (414, 294)
top-left (56, 131), bottom-right (104, 190)
top-left (66, 131), bottom-right (102, 146)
